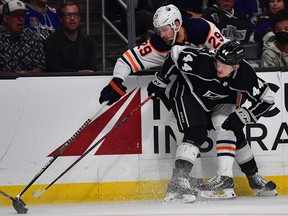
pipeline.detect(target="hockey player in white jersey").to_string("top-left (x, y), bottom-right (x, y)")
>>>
top-left (99, 4), bottom-right (277, 202)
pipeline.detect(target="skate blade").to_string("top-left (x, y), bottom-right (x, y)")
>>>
top-left (199, 188), bottom-right (236, 199)
top-left (163, 193), bottom-right (196, 203)
top-left (254, 189), bottom-right (278, 196)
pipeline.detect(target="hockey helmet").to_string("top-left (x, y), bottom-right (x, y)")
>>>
top-left (215, 41), bottom-right (244, 65)
top-left (153, 4), bottom-right (182, 45)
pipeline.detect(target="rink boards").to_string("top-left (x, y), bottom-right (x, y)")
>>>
top-left (0, 72), bottom-right (287, 205)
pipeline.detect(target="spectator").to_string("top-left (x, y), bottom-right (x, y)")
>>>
top-left (0, 0), bottom-right (8, 24)
top-left (202, 0), bottom-right (254, 43)
top-left (25, 0), bottom-right (60, 40)
top-left (261, 8), bottom-right (288, 66)
top-left (234, 0), bottom-right (260, 21)
top-left (254, 0), bottom-right (288, 43)
top-left (43, 1), bottom-right (97, 72)
top-left (0, 0), bottom-right (45, 73)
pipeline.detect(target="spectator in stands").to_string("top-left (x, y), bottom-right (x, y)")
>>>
top-left (43, 1), bottom-right (97, 72)
top-left (25, 0), bottom-right (60, 40)
top-left (234, 0), bottom-right (260, 21)
top-left (202, 0), bottom-right (254, 43)
top-left (254, 0), bottom-right (288, 43)
top-left (0, 0), bottom-right (45, 73)
top-left (261, 8), bottom-right (288, 66)
top-left (0, 0), bottom-right (8, 24)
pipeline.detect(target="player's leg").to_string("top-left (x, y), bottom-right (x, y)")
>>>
top-left (235, 131), bottom-right (277, 196)
top-left (165, 94), bottom-right (207, 203)
top-left (169, 114), bottom-right (204, 190)
top-left (200, 104), bottom-right (237, 199)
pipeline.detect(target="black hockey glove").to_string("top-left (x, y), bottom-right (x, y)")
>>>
top-left (147, 72), bottom-right (170, 100)
top-left (222, 107), bottom-right (255, 133)
top-left (99, 77), bottom-right (127, 105)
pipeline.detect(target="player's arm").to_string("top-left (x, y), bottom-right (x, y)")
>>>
top-left (147, 45), bottom-right (199, 99)
top-left (100, 34), bottom-right (170, 105)
top-left (113, 34), bottom-right (170, 81)
top-left (223, 72), bottom-right (274, 133)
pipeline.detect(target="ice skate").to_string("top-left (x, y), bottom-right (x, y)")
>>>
top-left (164, 169), bottom-right (197, 203)
top-left (188, 176), bottom-right (204, 189)
top-left (200, 175), bottom-right (236, 199)
top-left (247, 172), bottom-right (277, 196)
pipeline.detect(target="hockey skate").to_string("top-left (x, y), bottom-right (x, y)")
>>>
top-left (164, 169), bottom-right (197, 203)
top-left (199, 175), bottom-right (236, 199)
top-left (247, 172), bottom-right (277, 196)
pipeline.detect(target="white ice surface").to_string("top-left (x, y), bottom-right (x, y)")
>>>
top-left (0, 195), bottom-right (287, 216)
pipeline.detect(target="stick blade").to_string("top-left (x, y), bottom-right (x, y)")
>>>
top-left (12, 198), bottom-right (28, 214)
top-left (0, 190), bottom-right (28, 214)
top-left (32, 190), bottom-right (43, 198)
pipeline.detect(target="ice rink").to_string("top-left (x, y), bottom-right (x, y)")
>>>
top-left (0, 195), bottom-right (287, 216)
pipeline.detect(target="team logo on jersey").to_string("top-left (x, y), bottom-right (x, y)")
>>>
top-left (211, 13), bottom-right (219, 23)
top-left (203, 90), bottom-right (229, 100)
top-left (221, 25), bottom-right (246, 41)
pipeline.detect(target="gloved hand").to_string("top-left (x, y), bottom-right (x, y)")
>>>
top-left (147, 72), bottom-right (170, 100)
top-left (99, 78), bottom-right (127, 105)
top-left (222, 107), bottom-right (254, 133)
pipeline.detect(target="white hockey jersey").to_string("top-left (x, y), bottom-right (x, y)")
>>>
top-left (113, 18), bottom-right (229, 81)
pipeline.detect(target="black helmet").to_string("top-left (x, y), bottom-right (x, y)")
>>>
top-left (215, 41), bottom-right (244, 65)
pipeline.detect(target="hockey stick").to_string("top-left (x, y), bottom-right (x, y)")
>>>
top-left (0, 102), bottom-right (108, 214)
top-left (33, 94), bottom-right (154, 197)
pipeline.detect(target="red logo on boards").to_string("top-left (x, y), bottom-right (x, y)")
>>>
top-left (48, 89), bottom-right (142, 157)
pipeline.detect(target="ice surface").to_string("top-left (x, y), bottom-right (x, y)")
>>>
top-left (0, 195), bottom-right (287, 216)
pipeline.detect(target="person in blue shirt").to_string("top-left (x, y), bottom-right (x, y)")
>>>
top-left (25, 0), bottom-right (60, 40)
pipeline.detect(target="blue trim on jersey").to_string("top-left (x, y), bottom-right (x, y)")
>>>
top-left (149, 34), bottom-right (171, 52)
top-left (216, 140), bottom-right (237, 145)
top-left (217, 153), bottom-right (236, 157)
top-left (131, 49), bottom-right (145, 70)
top-left (183, 18), bottom-right (211, 46)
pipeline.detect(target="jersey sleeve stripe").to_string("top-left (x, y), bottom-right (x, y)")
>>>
top-left (124, 51), bottom-right (140, 71)
top-left (131, 49), bottom-right (145, 70)
top-left (120, 56), bottom-right (133, 72)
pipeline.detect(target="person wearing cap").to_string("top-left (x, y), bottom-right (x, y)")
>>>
top-left (0, 0), bottom-right (45, 73)
top-left (146, 41), bottom-right (276, 202)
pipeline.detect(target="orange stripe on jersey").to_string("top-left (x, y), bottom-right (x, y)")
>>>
top-left (216, 146), bottom-right (236, 151)
top-left (124, 51), bottom-right (139, 71)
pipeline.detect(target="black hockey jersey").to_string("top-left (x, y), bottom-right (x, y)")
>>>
top-left (161, 46), bottom-right (274, 121)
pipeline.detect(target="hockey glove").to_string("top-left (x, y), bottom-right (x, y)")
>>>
top-left (147, 72), bottom-right (170, 100)
top-left (99, 78), bottom-right (127, 105)
top-left (222, 107), bottom-right (255, 133)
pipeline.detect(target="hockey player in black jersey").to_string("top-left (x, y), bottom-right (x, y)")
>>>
top-left (147, 41), bottom-right (277, 202)
top-left (99, 4), bottom-right (277, 202)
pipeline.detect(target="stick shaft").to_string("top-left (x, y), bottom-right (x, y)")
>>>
top-left (16, 102), bottom-right (107, 198)
top-left (43, 94), bottom-right (153, 192)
